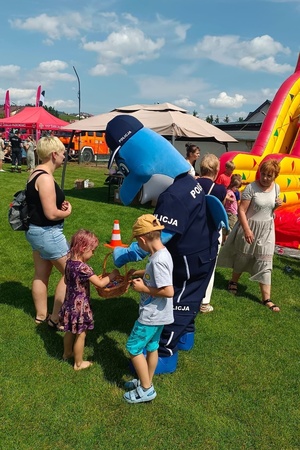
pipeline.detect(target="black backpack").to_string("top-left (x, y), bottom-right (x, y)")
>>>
top-left (8, 170), bottom-right (48, 231)
top-left (8, 189), bottom-right (29, 231)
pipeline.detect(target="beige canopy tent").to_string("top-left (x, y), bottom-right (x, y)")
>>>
top-left (63, 103), bottom-right (237, 144)
top-left (61, 103), bottom-right (237, 188)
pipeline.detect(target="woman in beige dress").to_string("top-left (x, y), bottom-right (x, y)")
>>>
top-left (218, 159), bottom-right (282, 312)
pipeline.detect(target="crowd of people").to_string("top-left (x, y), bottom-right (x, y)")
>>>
top-left (0, 130), bottom-right (37, 172)
top-left (10, 134), bottom-right (282, 404)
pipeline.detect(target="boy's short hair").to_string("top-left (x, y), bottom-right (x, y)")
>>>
top-left (132, 214), bottom-right (164, 238)
top-left (225, 160), bottom-right (235, 171)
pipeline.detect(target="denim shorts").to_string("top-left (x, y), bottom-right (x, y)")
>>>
top-left (25, 223), bottom-right (69, 260)
top-left (126, 320), bottom-right (164, 356)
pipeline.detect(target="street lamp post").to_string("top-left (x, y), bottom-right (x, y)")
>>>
top-left (73, 65), bottom-right (81, 164)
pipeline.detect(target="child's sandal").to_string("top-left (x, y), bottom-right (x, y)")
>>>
top-left (228, 281), bottom-right (238, 295)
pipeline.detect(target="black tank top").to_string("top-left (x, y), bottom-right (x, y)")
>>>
top-left (26, 170), bottom-right (65, 226)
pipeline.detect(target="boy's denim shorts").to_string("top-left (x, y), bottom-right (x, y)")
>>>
top-left (126, 320), bottom-right (164, 356)
top-left (25, 223), bottom-right (69, 260)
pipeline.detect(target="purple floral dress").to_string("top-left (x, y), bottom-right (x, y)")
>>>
top-left (59, 259), bottom-right (95, 334)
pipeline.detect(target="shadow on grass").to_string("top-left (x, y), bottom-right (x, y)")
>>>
top-left (273, 254), bottom-right (300, 279)
top-left (90, 294), bottom-right (138, 384)
top-left (63, 186), bottom-right (153, 210)
top-left (63, 186), bottom-right (110, 203)
top-left (1, 280), bottom-right (138, 383)
top-left (214, 270), bottom-right (261, 305)
top-left (1, 281), bottom-right (35, 317)
top-left (1, 280), bottom-right (64, 358)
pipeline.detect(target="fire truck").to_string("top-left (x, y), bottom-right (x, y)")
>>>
top-left (57, 130), bottom-right (109, 162)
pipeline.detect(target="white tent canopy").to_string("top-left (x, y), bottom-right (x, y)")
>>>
top-left (63, 103), bottom-right (237, 144)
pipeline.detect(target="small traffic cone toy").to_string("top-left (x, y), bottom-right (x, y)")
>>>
top-left (105, 220), bottom-right (128, 249)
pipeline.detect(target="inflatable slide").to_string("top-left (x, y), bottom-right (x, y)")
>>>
top-left (219, 54), bottom-right (300, 249)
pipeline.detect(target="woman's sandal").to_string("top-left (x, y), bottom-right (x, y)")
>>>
top-left (262, 299), bottom-right (280, 312)
top-left (47, 317), bottom-right (64, 331)
top-left (228, 281), bottom-right (238, 295)
top-left (35, 315), bottom-right (49, 324)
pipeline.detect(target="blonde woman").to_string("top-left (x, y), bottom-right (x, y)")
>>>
top-left (198, 154), bottom-right (227, 313)
top-left (25, 136), bottom-right (72, 328)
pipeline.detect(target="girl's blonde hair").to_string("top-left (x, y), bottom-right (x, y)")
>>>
top-left (200, 153), bottom-right (220, 177)
top-left (36, 136), bottom-right (65, 160)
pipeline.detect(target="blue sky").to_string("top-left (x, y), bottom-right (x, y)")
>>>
top-left (1, 0), bottom-right (300, 121)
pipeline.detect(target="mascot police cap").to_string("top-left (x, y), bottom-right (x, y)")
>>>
top-left (106, 115), bottom-right (143, 168)
top-left (105, 115), bottom-right (190, 205)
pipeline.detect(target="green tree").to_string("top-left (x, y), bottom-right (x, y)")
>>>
top-left (223, 115), bottom-right (230, 123)
top-left (44, 105), bottom-right (59, 118)
top-left (214, 115), bottom-right (219, 124)
top-left (206, 115), bottom-right (213, 123)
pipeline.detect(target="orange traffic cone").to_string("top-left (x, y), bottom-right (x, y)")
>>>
top-left (104, 220), bottom-right (128, 248)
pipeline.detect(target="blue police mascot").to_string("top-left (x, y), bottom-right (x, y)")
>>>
top-left (106, 115), bottom-right (226, 374)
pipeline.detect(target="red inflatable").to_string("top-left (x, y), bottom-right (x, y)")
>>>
top-left (275, 204), bottom-right (300, 249)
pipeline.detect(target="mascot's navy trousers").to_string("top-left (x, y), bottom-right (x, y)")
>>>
top-left (158, 250), bottom-right (216, 357)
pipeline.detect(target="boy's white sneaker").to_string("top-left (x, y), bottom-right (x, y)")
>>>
top-left (123, 385), bottom-right (156, 404)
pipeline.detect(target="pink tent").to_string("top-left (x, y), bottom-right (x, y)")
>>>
top-left (0, 106), bottom-right (69, 131)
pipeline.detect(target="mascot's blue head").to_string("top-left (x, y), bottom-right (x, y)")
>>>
top-left (106, 115), bottom-right (190, 205)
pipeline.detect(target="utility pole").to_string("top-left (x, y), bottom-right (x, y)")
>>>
top-left (73, 66), bottom-right (81, 164)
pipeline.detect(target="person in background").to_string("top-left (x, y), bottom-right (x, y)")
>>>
top-left (123, 215), bottom-right (174, 403)
top-left (198, 153), bottom-right (227, 313)
top-left (0, 132), bottom-right (5, 172)
top-left (216, 160), bottom-right (235, 188)
top-left (25, 136), bottom-right (72, 328)
top-left (230, 173), bottom-right (242, 202)
top-left (218, 159), bottom-right (282, 312)
top-left (185, 143), bottom-right (201, 178)
top-left (225, 176), bottom-right (242, 231)
top-left (58, 229), bottom-right (119, 370)
top-left (24, 135), bottom-right (36, 173)
top-left (10, 130), bottom-right (23, 173)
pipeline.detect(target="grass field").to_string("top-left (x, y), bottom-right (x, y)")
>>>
top-left (0, 161), bottom-right (299, 450)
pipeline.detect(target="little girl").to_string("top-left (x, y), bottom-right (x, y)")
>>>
top-left (225, 177), bottom-right (242, 231)
top-left (58, 229), bottom-right (119, 370)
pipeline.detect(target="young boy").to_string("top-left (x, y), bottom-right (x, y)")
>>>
top-left (124, 214), bottom-right (174, 404)
top-left (216, 160), bottom-right (235, 188)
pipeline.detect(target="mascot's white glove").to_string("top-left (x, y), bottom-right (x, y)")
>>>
top-left (113, 230), bottom-right (175, 268)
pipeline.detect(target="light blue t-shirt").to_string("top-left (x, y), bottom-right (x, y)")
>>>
top-left (138, 247), bottom-right (174, 326)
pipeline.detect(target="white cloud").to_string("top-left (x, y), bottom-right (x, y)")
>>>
top-left (10, 13), bottom-right (87, 40)
top-left (38, 60), bottom-right (68, 72)
top-left (51, 99), bottom-right (76, 109)
top-left (83, 27), bottom-right (165, 66)
top-left (209, 92), bottom-right (247, 108)
top-left (136, 75), bottom-right (209, 101)
top-left (0, 87), bottom-right (36, 105)
top-left (89, 63), bottom-right (126, 76)
top-left (192, 34), bottom-right (292, 74)
top-left (239, 56), bottom-right (291, 73)
top-left (0, 65), bottom-right (21, 78)
top-left (32, 60), bottom-right (76, 84)
top-left (173, 97), bottom-right (196, 109)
